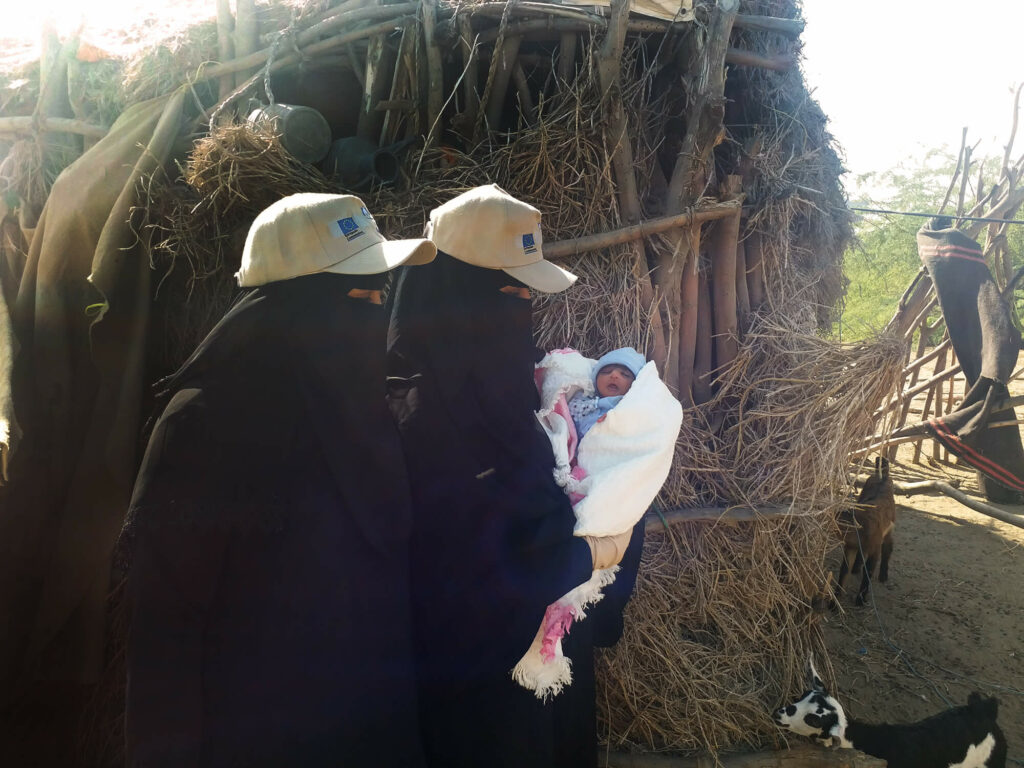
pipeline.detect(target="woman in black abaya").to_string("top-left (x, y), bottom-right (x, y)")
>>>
top-left (386, 185), bottom-right (630, 767)
top-left (122, 194), bottom-right (435, 767)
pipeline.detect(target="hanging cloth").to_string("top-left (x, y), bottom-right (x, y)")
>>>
top-left (915, 221), bottom-right (1024, 501)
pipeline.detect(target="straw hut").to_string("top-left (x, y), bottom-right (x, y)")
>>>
top-left (0, 0), bottom-right (904, 763)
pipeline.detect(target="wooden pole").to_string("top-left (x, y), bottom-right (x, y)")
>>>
top-left (657, 0), bottom-right (737, 387)
top-left (875, 363), bottom-right (963, 417)
top-left (421, 0), bottom-right (445, 146)
top-left (944, 350), bottom-right (958, 461)
top-left (557, 32), bottom-right (577, 88)
top-left (896, 481), bottom-right (1024, 530)
top-left (885, 272), bottom-right (933, 337)
top-left (677, 225), bottom-right (701, 409)
top-left (458, 14), bottom-right (480, 133)
top-left (207, 18), bottom-right (412, 121)
top-left (901, 337), bottom-right (952, 378)
top-left (358, 33), bottom-right (393, 141)
top-left (665, 0), bottom-right (738, 208)
top-left (234, 0), bottom-right (259, 87)
top-left (724, 47), bottom-right (794, 71)
top-left (938, 127), bottom-right (969, 214)
top-left (693, 267), bottom-right (713, 404)
top-left (735, 235), bottom-right (750, 333)
top-left (895, 314), bottom-right (931, 432)
top-left (710, 175), bottom-right (743, 373)
top-left (546, 202), bottom-right (741, 259)
top-left (259, 0), bottom-right (373, 43)
top-left (484, 35), bottom-right (522, 129)
top-left (197, 4), bottom-right (419, 84)
top-left (0, 117), bottom-right (108, 140)
top-left (216, 0), bottom-right (236, 98)
top-left (955, 144), bottom-right (973, 219)
top-left (648, 505), bottom-right (821, 530)
top-left (733, 12), bottom-right (805, 38)
top-left (458, 4), bottom-right (803, 38)
top-left (658, 236), bottom-right (684, 395)
top-left (472, 16), bottom-right (795, 53)
top-left (902, 296), bottom-right (937, 340)
top-left (927, 340), bottom-right (949, 462)
top-left (380, 21), bottom-right (416, 146)
top-left (511, 61), bottom-right (536, 124)
top-left (745, 230), bottom-right (765, 308)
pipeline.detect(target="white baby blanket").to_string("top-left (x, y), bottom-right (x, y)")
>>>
top-left (511, 349), bottom-right (682, 698)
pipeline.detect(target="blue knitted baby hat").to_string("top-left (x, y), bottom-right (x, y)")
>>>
top-left (594, 347), bottom-right (646, 381)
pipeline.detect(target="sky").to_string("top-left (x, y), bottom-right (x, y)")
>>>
top-left (800, 0), bottom-right (1023, 194)
top-left (2, 0), bottom-right (1022, 195)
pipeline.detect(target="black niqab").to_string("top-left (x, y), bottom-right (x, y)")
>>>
top-left (387, 252), bottom-right (543, 472)
top-left (124, 272), bottom-right (422, 767)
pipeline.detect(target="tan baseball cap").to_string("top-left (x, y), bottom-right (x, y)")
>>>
top-left (425, 184), bottom-right (577, 293)
top-left (236, 193), bottom-right (436, 287)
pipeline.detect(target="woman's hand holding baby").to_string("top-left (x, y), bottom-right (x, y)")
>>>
top-left (584, 529), bottom-right (634, 570)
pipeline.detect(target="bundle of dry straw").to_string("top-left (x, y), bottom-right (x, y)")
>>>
top-left (657, 317), bottom-right (907, 510)
top-left (598, 513), bottom-right (834, 755)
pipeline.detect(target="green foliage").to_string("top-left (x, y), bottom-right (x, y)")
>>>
top-left (833, 147), bottom-right (1024, 340)
top-left (837, 227), bottom-right (922, 340)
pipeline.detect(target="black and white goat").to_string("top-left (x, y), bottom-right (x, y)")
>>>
top-left (773, 658), bottom-right (1006, 768)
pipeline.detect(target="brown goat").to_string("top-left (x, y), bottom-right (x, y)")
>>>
top-left (835, 456), bottom-right (896, 606)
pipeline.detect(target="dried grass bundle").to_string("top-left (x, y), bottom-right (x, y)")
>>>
top-left (677, 315), bottom-right (906, 509)
top-left (186, 121), bottom-right (333, 219)
top-left (147, 120), bottom-right (332, 282)
top-left (120, 20), bottom-right (220, 104)
top-left (597, 512), bottom-right (836, 756)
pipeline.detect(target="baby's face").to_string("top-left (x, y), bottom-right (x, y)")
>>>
top-left (595, 364), bottom-right (635, 398)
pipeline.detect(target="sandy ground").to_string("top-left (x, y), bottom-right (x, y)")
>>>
top-left (821, 412), bottom-right (1024, 763)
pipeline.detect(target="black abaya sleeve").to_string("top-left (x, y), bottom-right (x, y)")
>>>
top-left (552, 519), bottom-right (646, 768)
top-left (590, 518), bottom-right (646, 649)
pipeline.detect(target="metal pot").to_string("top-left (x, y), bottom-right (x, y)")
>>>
top-left (322, 135), bottom-right (421, 191)
top-left (247, 103), bottom-right (332, 164)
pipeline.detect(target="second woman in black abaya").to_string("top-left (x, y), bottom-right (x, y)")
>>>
top-left (387, 248), bottom-right (595, 766)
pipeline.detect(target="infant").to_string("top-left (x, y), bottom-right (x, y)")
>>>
top-left (566, 347), bottom-right (646, 439)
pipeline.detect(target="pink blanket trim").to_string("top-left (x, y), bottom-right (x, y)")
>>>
top-left (569, 465), bottom-right (587, 505)
top-left (551, 394), bottom-right (579, 466)
top-left (540, 602), bottom-right (577, 662)
top-left (533, 349), bottom-right (595, 667)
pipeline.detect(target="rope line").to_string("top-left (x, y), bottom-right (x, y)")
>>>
top-left (851, 207), bottom-right (1024, 226)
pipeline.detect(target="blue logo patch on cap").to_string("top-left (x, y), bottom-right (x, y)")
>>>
top-left (522, 233), bottom-right (537, 255)
top-left (332, 216), bottom-right (364, 242)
